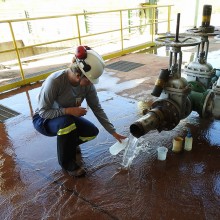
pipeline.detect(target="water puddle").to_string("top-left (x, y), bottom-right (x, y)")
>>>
top-left (96, 71), bottom-right (150, 93)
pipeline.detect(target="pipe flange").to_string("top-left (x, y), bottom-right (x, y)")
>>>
top-left (212, 78), bottom-right (220, 94)
top-left (149, 108), bottom-right (164, 122)
top-left (151, 99), bottom-right (180, 131)
top-left (202, 90), bottom-right (214, 118)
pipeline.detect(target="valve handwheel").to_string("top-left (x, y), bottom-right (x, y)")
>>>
top-left (155, 35), bottom-right (201, 47)
top-left (185, 28), bottom-right (220, 37)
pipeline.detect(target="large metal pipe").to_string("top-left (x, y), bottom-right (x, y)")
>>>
top-left (130, 99), bottom-right (181, 138)
top-left (130, 110), bottom-right (161, 138)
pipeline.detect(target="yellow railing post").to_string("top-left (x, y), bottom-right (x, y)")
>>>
top-left (151, 7), bottom-right (155, 42)
top-left (168, 6), bottom-right (171, 33)
top-left (76, 15), bottom-right (82, 45)
top-left (120, 10), bottom-right (124, 51)
top-left (8, 22), bottom-right (25, 80)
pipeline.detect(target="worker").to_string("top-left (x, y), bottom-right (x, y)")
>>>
top-left (33, 46), bottom-right (126, 177)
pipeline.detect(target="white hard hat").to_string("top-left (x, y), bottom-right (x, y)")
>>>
top-left (75, 48), bottom-right (105, 84)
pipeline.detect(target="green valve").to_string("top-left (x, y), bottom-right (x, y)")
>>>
top-left (188, 81), bottom-right (206, 93)
top-left (189, 89), bottom-right (211, 117)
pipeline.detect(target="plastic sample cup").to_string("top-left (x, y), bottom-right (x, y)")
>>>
top-left (172, 136), bottom-right (183, 152)
top-left (157, 147), bottom-right (168, 161)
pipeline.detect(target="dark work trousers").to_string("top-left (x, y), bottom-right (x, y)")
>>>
top-left (33, 114), bottom-right (99, 171)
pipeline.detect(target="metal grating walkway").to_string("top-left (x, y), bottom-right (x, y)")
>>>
top-left (105, 60), bottom-right (144, 72)
top-left (0, 104), bottom-right (20, 122)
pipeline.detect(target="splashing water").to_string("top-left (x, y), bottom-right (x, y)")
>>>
top-left (121, 135), bottom-right (151, 168)
top-left (121, 134), bottom-right (138, 168)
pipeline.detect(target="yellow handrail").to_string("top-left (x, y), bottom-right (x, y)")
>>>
top-left (0, 5), bottom-right (173, 93)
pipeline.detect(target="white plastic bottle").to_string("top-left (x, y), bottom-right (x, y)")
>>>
top-left (184, 128), bottom-right (193, 151)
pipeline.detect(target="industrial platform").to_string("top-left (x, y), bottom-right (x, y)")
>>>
top-left (0, 39), bottom-right (220, 220)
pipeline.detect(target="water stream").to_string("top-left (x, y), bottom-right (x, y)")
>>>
top-left (121, 134), bottom-right (150, 168)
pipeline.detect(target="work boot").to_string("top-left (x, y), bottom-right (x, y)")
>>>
top-left (67, 165), bottom-right (86, 177)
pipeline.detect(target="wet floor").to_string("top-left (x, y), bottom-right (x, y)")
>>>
top-left (0, 37), bottom-right (220, 219)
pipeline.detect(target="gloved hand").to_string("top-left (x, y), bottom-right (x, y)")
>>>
top-left (112, 132), bottom-right (127, 143)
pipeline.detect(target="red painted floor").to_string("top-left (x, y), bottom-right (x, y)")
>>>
top-left (0, 40), bottom-right (220, 219)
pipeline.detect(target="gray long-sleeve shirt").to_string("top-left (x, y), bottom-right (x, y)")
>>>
top-left (35, 69), bottom-right (116, 134)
